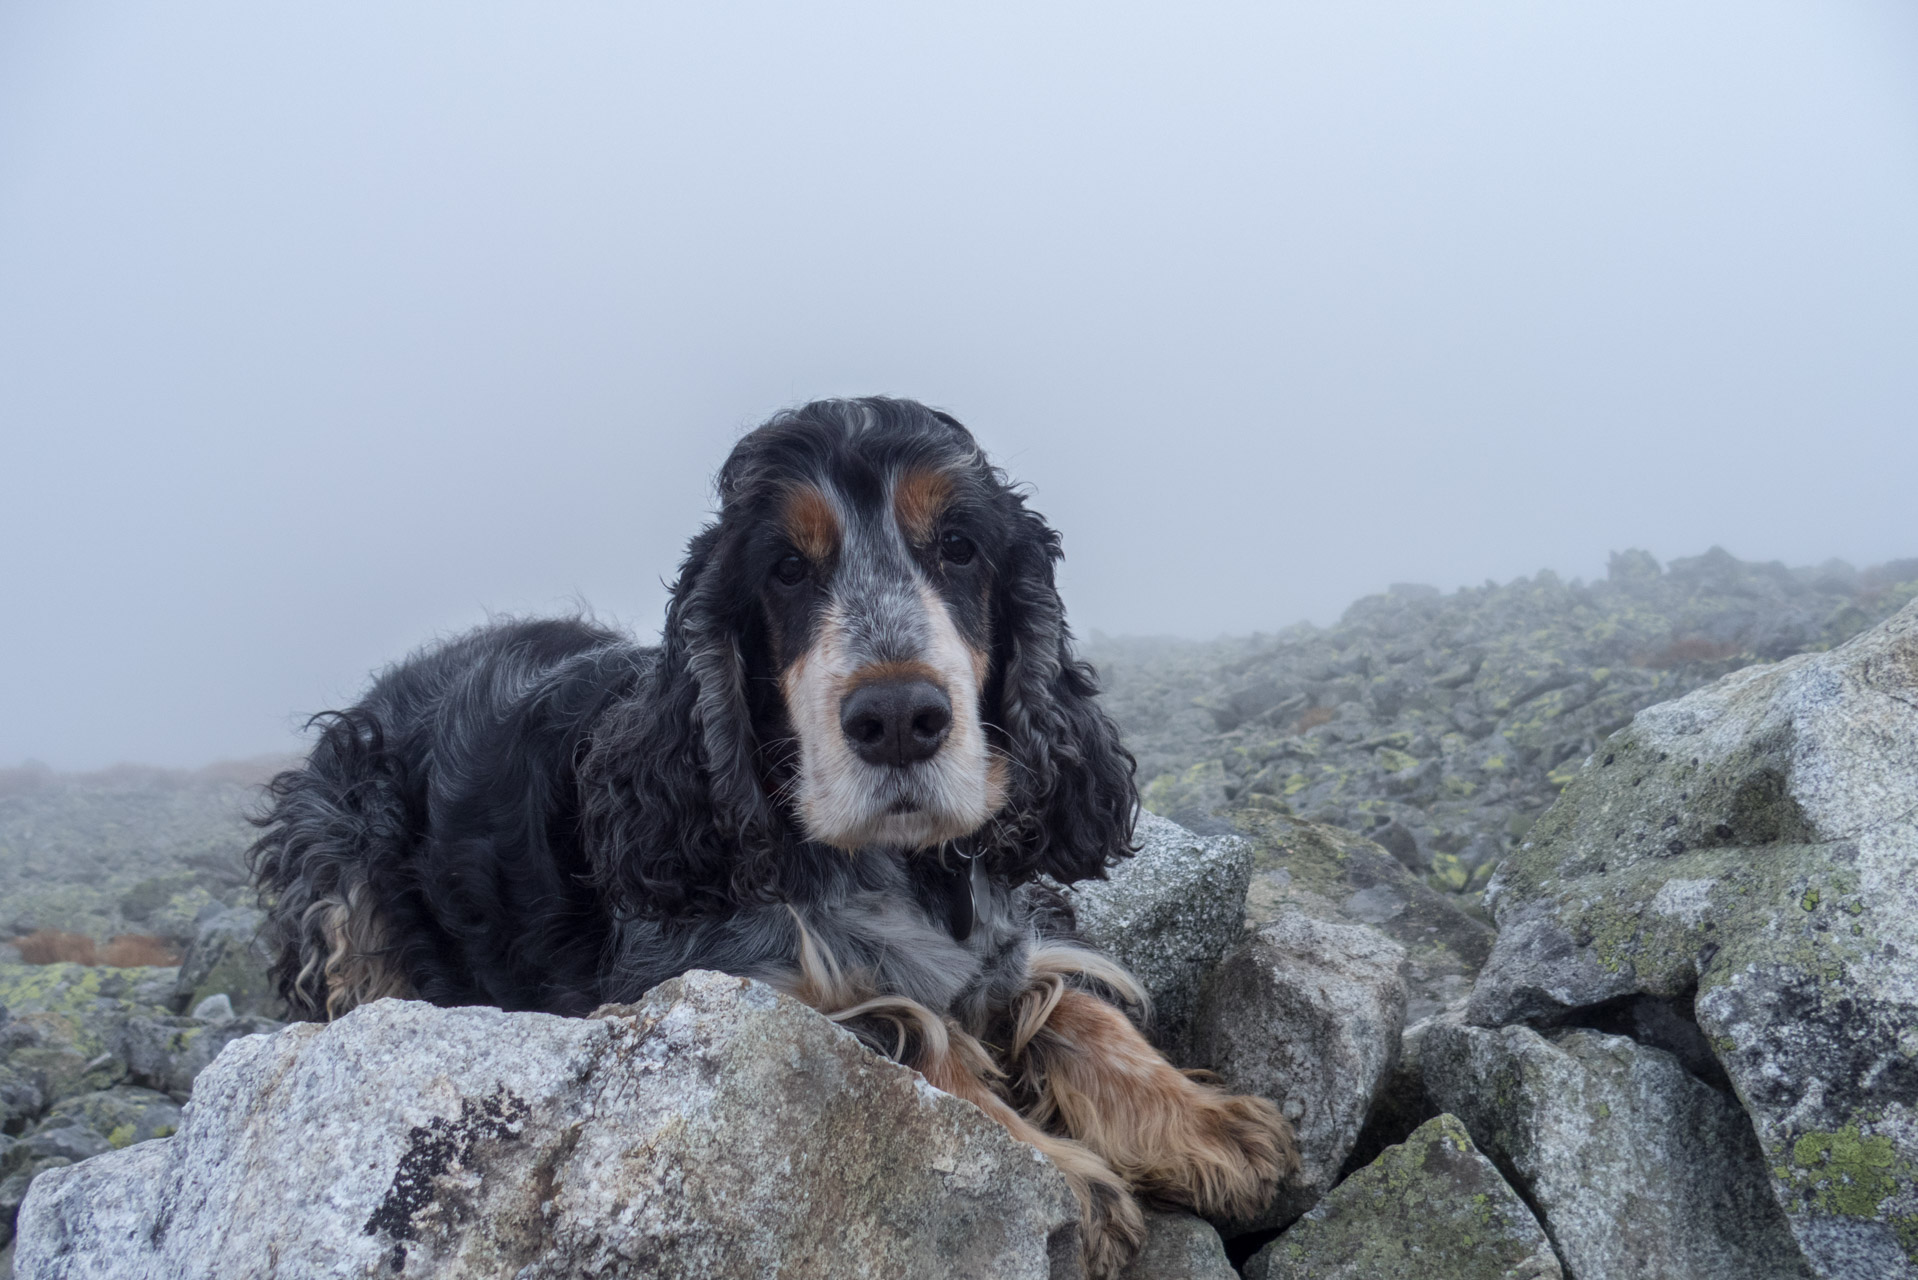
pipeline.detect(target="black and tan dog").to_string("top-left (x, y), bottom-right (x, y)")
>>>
top-left (251, 396), bottom-right (1296, 1274)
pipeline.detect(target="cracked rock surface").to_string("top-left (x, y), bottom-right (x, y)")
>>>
top-left (1425, 1023), bottom-right (1810, 1280)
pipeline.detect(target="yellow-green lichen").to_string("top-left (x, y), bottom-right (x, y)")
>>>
top-left (1892, 1213), bottom-right (1918, 1261)
top-left (1791, 1124), bottom-right (1899, 1218)
top-left (1140, 759), bottom-right (1228, 817)
top-left (1429, 854), bottom-right (1469, 893)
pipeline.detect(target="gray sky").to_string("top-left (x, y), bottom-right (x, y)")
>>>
top-left (3, 2), bottom-right (1915, 770)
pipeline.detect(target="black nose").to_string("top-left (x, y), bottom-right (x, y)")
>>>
top-left (840, 678), bottom-right (953, 767)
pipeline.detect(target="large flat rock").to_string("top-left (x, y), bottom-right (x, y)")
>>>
top-left (15, 972), bottom-right (1082, 1279)
top-left (1468, 599), bottom-right (1918, 1279)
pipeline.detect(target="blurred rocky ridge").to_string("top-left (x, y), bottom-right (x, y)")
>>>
top-left (1087, 547), bottom-right (1918, 896)
top-left (0, 758), bottom-right (293, 958)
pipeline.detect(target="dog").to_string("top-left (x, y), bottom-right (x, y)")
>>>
top-left (250, 397), bottom-right (1297, 1274)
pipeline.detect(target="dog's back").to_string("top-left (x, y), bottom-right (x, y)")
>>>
top-left (250, 617), bottom-right (653, 1018)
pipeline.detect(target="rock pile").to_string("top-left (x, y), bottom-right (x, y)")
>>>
top-left (1091, 548), bottom-right (1918, 897)
top-left (0, 915), bottom-right (284, 1263)
top-left (1462, 595), bottom-right (1918, 1278)
top-left (5, 562), bottom-right (1917, 1278)
top-left (1424, 1023), bottom-right (1809, 1279)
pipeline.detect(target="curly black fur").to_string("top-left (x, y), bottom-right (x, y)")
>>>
top-left (250, 397), bottom-right (1137, 1021)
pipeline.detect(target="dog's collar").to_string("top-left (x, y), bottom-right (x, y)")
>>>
top-left (931, 852), bottom-right (989, 942)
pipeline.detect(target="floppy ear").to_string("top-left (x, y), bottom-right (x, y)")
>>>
top-left (984, 506), bottom-right (1138, 884)
top-left (578, 525), bottom-right (782, 918)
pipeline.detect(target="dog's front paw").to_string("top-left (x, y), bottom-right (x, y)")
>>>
top-left (1186, 1089), bottom-right (1299, 1221)
top-left (1075, 1164), bottom-right (1148, 1280)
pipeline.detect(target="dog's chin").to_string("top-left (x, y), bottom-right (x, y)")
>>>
top-left (793, 745), bottom-right (1006, 853)
top-left (811, 804), bottom-right (988, 853)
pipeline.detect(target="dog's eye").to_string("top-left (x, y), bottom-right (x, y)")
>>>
top-left (772, 553), bottom-right (808, 586)
top-left (940, 532), bottom-right (976, 566)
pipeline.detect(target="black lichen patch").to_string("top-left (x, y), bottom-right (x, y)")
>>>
top-left (363, 1087), bottom-right (532, 1272)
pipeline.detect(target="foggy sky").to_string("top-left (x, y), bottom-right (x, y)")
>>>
top-left (3, 2), bottom-right (1915, 770)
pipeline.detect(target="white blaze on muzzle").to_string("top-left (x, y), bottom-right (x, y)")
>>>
top-left (779, 491), bottom-right (1001, 851)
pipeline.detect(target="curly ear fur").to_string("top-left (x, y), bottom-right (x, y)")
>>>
top-left (975, 502), bottom-right (1138, 884)
top-left (578, 526), bottom-right (787, 919)
top-left (249, 708), bottom-right (421, 1017)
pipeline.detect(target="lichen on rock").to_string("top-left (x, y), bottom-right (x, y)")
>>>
top-left (1244, 1113), bottom-right (1562, 1280)
top-left (1093, 550), bottom-right (1918, 901)
top-left (1466, 599), bottom-right (1918, 1277)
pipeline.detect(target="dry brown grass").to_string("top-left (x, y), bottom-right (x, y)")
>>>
top-left (1293, 706), bottom-right (1335, 734)
top-left (13, 929), bottom-right (99, 964)
top-left (102, 934), bottom-right (182, 967)
top-left (12, 929), bottom-right (180, 967)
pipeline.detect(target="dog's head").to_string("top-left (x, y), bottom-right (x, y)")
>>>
top-left (583, 397), bottom-right (1136, 917)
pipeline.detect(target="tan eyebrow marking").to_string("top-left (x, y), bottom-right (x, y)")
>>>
top-left (892, 466), bottom-right (953, 545)
top-left (782, 484), bottom-right (841, 562)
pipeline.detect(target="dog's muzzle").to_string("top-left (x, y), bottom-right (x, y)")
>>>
top-left (839, 678), bottom-right (952, 767)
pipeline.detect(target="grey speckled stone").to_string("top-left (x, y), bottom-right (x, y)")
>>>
top-left (40, 1086), bottom-right (182, 1150)
top-left (114, 1013), bottom-right (284, 1098)
top-left (1468, 598), bottom-right (1918, 1279)
top-left (15, 971), bottom-right (1082, 1280)
top-left (1234, 811), bottom-right (1494, 1027)
top-left (1116, 1210), bottom-right (1234, 1280)
top-left (1052, 811), bottom-right (1253, 1057)
top-left (1246, 1114), bottom-right (1560, 1280)
top-left (1424, 1023), bottom-right (1812, 1280)
top-left (170, 906), bottom-right (282, 1020)
top-left (1191, 908), bottom-right (1407, 1229)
